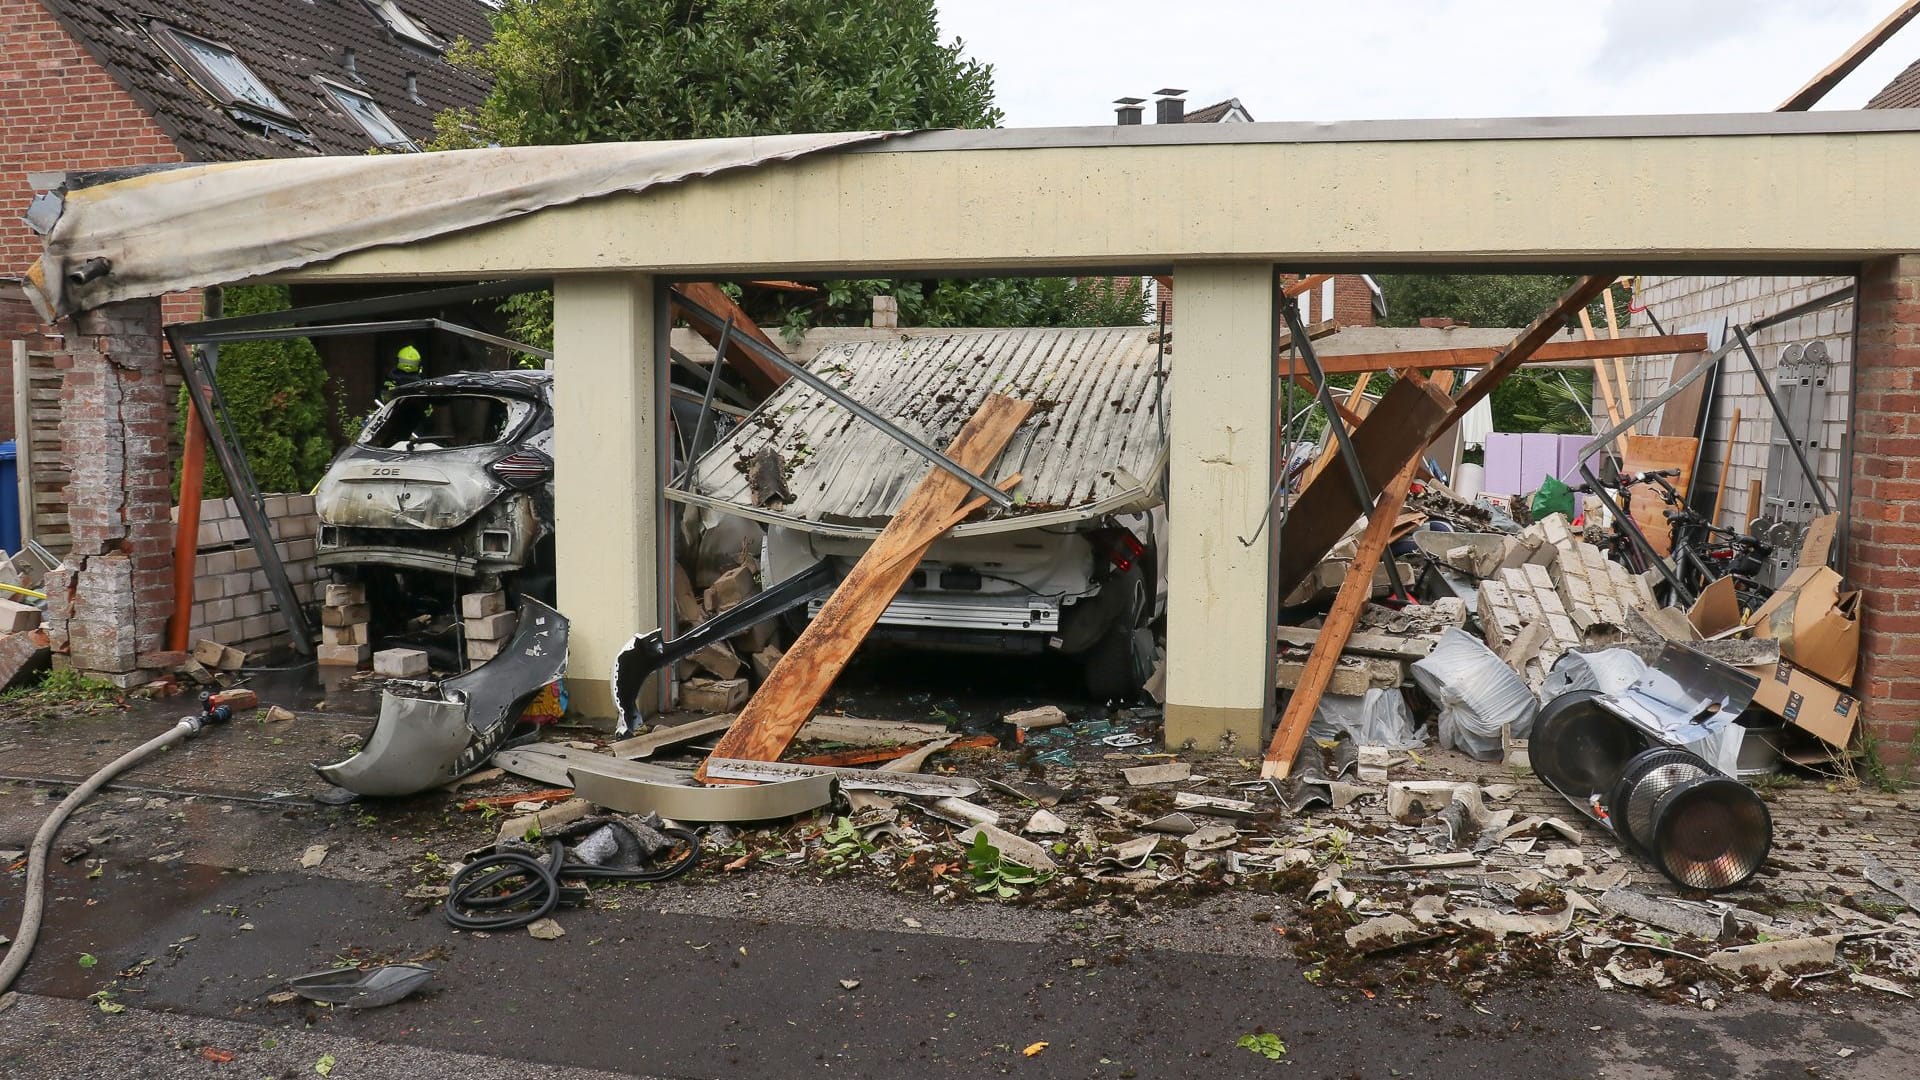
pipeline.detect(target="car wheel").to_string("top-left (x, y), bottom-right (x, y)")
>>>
top-left (1084, 625), bottom-right (1154, 700)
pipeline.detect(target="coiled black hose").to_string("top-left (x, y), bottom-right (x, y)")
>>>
top-left (444, 823), bottom-right (701, 931)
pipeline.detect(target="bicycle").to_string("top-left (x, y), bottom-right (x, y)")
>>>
top-left (1579, 469), bottom-right (1773, 611)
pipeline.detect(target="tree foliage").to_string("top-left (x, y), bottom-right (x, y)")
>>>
top-left (434, 0), bottom-right (1001, 147)
top-left (174, 286), bottom-right (334, 498)
top-left (1374, 273), bottom-right (1610, 435)
top-left (442, 0), bottom-right (1143, 346)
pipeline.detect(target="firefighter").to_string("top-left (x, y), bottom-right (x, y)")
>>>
top-left (382, 342), bottom-right (425, 400)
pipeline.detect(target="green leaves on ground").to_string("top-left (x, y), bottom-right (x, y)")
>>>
top-left (1237, 1031), bottom-right (1287, 1061)
top-left (965, 831), bottom-right (1042, 899)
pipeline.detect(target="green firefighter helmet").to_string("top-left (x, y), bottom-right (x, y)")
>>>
top-left (395, 343), bottom-right (423, 373)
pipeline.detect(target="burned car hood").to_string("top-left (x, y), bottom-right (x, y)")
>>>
top-left (317, 452), bottom-right (509, 531)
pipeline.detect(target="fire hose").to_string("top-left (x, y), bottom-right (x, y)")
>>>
top-left (0, 698), bottom-right (231, 994)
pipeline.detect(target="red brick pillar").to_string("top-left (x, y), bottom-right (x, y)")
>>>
top-left (41, 298), bottom-right (176, 686)
top-left (1849, 255), bottom-right (1920, 767)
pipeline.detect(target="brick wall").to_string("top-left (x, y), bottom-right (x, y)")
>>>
top-left (176, 494), bottom-right (320, 657)
top-left (0, 0), bottom-right (187, 277)
top-left (1849, 256), bottom-right (1920, 766)
top-left (1157, 273), bottom-right (1379, 328)
top-left (1628, 274), bottom-right (1853, 531)
top-left (39, 298), bottom-right (174, 685)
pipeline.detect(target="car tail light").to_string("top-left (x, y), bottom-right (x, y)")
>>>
top-left (490, 449), bottom-right (551, 489)
top-left (1093, 528), bottom-right (1146, 572)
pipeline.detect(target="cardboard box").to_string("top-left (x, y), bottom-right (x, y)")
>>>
top-left (1741, 659), bottom-right (1858, 749)
top-left (1746, 566), bottom-right (1860, 685)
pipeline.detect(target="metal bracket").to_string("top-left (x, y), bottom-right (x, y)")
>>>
top-left (1279, 296), bottom-right (1409, 600)
top-left (610, 559), bottom-right (840, 735)
top-left (669, 287), bottom-right (1014, 510)
top-left (165, 324), bottom-right (315, 654)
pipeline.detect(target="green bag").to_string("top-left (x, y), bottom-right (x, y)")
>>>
top-left (1530, 476), bottom-right (1575, 520)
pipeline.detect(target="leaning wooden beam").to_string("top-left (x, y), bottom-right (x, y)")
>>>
top-left (1282, 273), bottom-right (1333, 298)
top-left (699, 395), bottom-right (1032, 779)
top-left (1263, 372), bottom-right (1454, 778)
top-left (1778, 1), bottom-right (1920, 111)
top-left (1264, 451), bottom-right (1424, 779)
top-left (1313, 332), bottom-right (1706, 376)
top-left (670, 281), bottom-right (790, 397)
top-left (1288, 373), bottom-right (1366, 429)
top-left (1273, 372), bottom-right (1456, 596)
top-left (1299, 377), bottom-right (1375, 488)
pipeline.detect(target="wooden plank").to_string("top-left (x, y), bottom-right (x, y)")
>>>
top-left (700, 395), bottom-right (1032, 777)
top-left (1620, 433), bottom-right (1698, 556)
top-left (1314, 333), bottom-right (1707, 376)
top-left (1263, 369), bottom-right (1456, 779)
top-left (1288, 373), bottom-right (1366, 429)
top-left (1779, 1), bottom-right (1920, 111)
top-left (1710, 409), bottom-right (1741, 525)
top-left (1602, 287), bottom-right (1632, 416)
top-left (670, 281), bottom-right (790, 398)
top-left (1264, 446), bottom-right (1425, 779)
top-left (1282, 273), bottom-right (1333, 298)
top-left (1300, 377), bottom-right (1375, 489)
top-left (1747, 479), bottom-right (1765, 530)
top-left (1657, 348), bottom-right (1714, 437)
top-left (1580, 307), bottom-right (1623, 427)
top-left (1275, 373), bottom-right (1455, 596)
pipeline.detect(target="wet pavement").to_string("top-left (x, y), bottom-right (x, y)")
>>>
top-left (4, 662), bottom-right (1920, 1078)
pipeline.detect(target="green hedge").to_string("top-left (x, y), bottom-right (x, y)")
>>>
top-left (174, 285), bottom-right (335, 499)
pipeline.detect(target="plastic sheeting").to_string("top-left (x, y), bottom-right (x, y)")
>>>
top-left (1310, 688), bottom-right (1426, 750)
top-left (24, 131), bottom-right (894, 319)
top-left (1411, 628), bottom-right (1539, 760)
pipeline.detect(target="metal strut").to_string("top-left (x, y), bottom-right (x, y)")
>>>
top-left (669, 287), bottom-right (1015, 510)
top-left (164, 324), bottom-right (315, 654)
top-left (1279, 296), bottom-right (1410, 601)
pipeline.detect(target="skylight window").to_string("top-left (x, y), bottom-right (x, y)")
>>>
top-left (319, 80), bottom-right (417, 150)
top-left (151, 24), bottom-right (294, 119)
top-left (364, 0), bottom-right (446, 51)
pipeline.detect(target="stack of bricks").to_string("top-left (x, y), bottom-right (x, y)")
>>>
top-left (1475, 514), bottom-right (1659, 689)
top-left (462, 590), bottom-right (515, 665)
top-left (317, 582), bottom-right (371, 666)
top-left (176, 495), bottom-right (321, 657)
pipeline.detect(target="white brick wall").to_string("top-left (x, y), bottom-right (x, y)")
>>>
top-left (1629, 274), bottom-right (1852, 531)
top-left (168, 494), bottom-right (321, 656)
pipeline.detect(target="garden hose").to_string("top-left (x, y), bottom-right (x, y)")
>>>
top-left (443, 821), bottom-right (700, 931)
top-left (1, 700), bottom-right (231, 994)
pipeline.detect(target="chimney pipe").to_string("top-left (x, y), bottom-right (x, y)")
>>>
top-left (342, 47), bottom-right (361, 82)
top-left (1154, 88), bottom-right (1186, 124)
top-left (1113, 96), bottom-right (1145, 125)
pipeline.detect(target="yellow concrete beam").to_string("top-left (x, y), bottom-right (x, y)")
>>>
top-left (1162, 264), bottom-right (1275, 752)
top-left (552, 273), bottom-right (660, 723)
top-left (277, 127), bottom-right (1920, 281)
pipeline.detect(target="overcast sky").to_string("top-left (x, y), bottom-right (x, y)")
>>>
top-left (936, 1), bottom-right (1920, 127)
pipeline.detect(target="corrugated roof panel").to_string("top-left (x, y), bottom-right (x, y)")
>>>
top-left (684, 325), bottom-right (1168, 531)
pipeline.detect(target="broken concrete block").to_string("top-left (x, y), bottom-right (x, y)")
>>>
top-left (316, 643), bottom-right (370, 667)
top-left (681, 676), bottom-right (749, 713)
top-left (264, 705), bottom-right (297, 723)
top-left (191, 638), bottom-right (228, 666)
top-left (323, 583), bottom-right (367, 607)
top-left (1388, 781), bottom-right (1482, 823)
top-left (0, 630), bottom-right (52, 692)
top-left (460, 590), bottom-right (506, 619)
top-left (497, 797), bottom-right (593, 845)
top-left (955, 823), bottom-right (1059, 872)
top-left (1022, 808), bottom-right (1068, 836)
top-left (321, 604), bottom-right (371, 627)
top-left (703, 565), bottom-right (759, 615)
top-left (215, 645), bottom-right (247, 671)
top-left (1122, 762), bottom-right (1192, 786)
top-left (0, 600), bottom-right (40, 633)
top-left (464, 611), bottom-right (519, 642)
top-left (1706, 934), bottom-right (1842, 973)
top-left (526, 918), bottom-right (566, 941)
top-left (1004, 705), bottom-right (1067, 731)
top-left (750, 645), bottom-right (783, 682)
top-left (691, 641), bottom-right (744, 680)
top-left (373, 648), bottom-right (430, 678)
top-left (298, 844), bottom-right (328, 869)
top-left (1345, 913), bottom-right (1423, 954)
top-left (210, 688), bottom-right (259, 712)
top-left (466, 638), bottom-right (505, 662)
top-left (321, 623), bottom-right (366, 647)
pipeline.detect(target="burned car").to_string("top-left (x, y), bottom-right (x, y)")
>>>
top-left (315, 370), bottom-right (556, 610)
